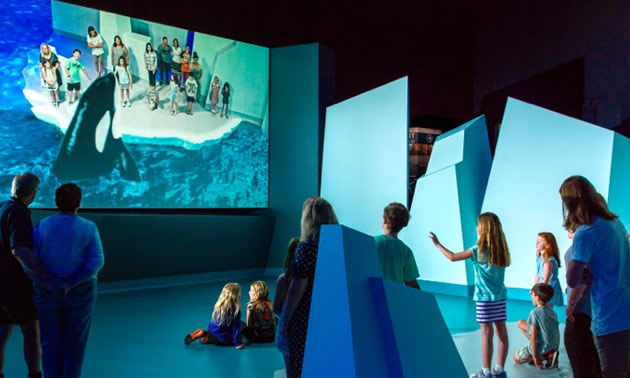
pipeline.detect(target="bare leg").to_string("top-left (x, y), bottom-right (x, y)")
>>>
top-left (49, 91), bottom-right (56, 105)
top-left (494, 321), bottom-right (509, 366)
top-left (20, 320), bottom-right (41, 375)
top-left (480, 323), bottom-right (494, 369)
top-left (0, 323), bottom-right (13, 374)
top-left (517, 319), bottom-right (530, 340)
top-left (68, 90), bottom-right (74, 104)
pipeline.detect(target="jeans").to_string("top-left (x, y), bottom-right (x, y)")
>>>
top-left (34, 279), bottom-right (97, 378)
top-left (158, 60), bottom-right (170, 84)
top-left (148, 70), bottom-right (156, 87)
top-left (594, 328), bottom-right (630, 378)
top-left (564, 313), bottom-right (602, 378)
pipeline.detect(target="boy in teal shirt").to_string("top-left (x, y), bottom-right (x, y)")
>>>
top-left (374, 202), bottom-right (420, 289)
top-left (65, 49), bottom-right (90, 104)
top-left (514, 283), bottom-right (560, 368)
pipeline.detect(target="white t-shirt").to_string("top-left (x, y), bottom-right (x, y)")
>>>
top-left (185, 78), bottom-right (198, 97)
top-left (172, 47), bottom-right (181, 63)
top-left (87, 34), bottom-right (104, 56)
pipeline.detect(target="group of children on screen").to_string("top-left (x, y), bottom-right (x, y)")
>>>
top-left (41, 27), bottom-right (233, 117)
top-left (183, 203), bottom-right (569, 378)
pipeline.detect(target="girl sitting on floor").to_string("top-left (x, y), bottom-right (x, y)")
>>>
top-left (243, 281), bottom-right (276, 343)
top-left (184, 283), bottom-right (245, 349)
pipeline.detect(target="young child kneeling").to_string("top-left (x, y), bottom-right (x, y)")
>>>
top-left (514, 283), bottom-right (560, 368)
top-left (243, 281), bottom-right (276, 343)
top-left (184, 283), bottom-right (245, 349)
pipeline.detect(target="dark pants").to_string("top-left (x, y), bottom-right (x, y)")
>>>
top-left (594, 328), bottom-right (630, 378)
top-left (158, 61), bottom-right (170, 84)
top-left (565, 313), bottom-right (602, 378)
top-left (34, 279), bottom-right (97, 378)
top-left (148, 70), bottom-right (156, 87)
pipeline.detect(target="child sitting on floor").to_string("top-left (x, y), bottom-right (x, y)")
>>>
top-left (184, 283), bottom-right (245, 349)
top-left (243, 280), bottom-right (276, 343)
top-left (514, 283), bottom-right (560, 368)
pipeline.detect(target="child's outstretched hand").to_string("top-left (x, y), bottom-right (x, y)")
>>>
top-left (428, 232), bottom-right (440, 247)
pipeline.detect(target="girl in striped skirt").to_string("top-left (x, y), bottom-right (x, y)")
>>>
top-left (429, 212), bottom-right (511, 378)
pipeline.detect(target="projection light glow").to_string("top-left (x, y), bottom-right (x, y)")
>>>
top-left (320, 77), bottom-right (408, 237)
top-left (482, 97), bottom-right (630, 291)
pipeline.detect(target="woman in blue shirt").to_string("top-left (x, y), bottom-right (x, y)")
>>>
top-left (560, 175), bottom-right (630, 377)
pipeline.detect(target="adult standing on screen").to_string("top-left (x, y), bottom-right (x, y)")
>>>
top-left (561, 176), bottom-right (630, 377)
top-left (39, 43), bottom-right (62, 103)
top-left (32, 183), bottom-right (104, 378)
top-left (86, 26), bottom-right (104, 78)
top-left (281, 197), bottom-right (338, 378)
top-left (144, 42), bottom-right (158, 89)
top-left (157, 37), bottom-right (172, 86)
top-left (0, 173), bottom-right (49, 378)
top-left (171, 39), bottom-right (182, 89)
top-left (110, 36), bottom-right (129, 71)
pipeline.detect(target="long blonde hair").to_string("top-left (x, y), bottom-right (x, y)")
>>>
top-left (212, 283), bottom-right (241, 326)
top-left (476, 212), bottom-right (511, 267)
top-left (300, 196), bottom-right (338, 242)
top-left (560, 175), bottom-right (617, 231)
top-left (40, 43), bottom-right (51, 56)
top-left (537, 232), bottom-right (562, 267)
top-left (249, 280), bottom-right (270, 302)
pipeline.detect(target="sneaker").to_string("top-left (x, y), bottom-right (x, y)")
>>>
top-left (550, 350), bottom-right (559, 368)
top-left (491, 369), bottom-right (506, 378)
top-left (184, 334), bottom-right (194, 345)
top-left (470, 370), bottom-right (492, 378)
top-left (127, 100), bottom-right (131, 107)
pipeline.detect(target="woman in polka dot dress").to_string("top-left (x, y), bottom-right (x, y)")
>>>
top-left (281, 197), bottom-right (338, 378)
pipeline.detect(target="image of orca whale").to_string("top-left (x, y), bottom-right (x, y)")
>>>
top-left (52, 73), bottom-right (141, 182)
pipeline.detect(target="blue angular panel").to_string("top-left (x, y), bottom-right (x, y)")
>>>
top-left (302, 225), bottom-right (389, 378)
top-left (608, 132), bottom-right (630, 229)
top-left (370, 278), bottom-right (468, 378)
top-left (403, 116), bottom-right (491, 289)
top-left (482, 98), bottom-right (617, 290)
top-left (321, 78), bottom-right (408, 236)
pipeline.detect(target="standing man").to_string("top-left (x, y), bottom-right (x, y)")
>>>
top-left (0, 173), bottom-right (50, 378)
top-left (157, 37), bottom-right (173, 86)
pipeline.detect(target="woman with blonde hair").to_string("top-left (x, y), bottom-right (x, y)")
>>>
top-left (534, 232), bottom-right (563, 306)
top-left (39, 43), bottom-right (62, 104)
top-left (184, 283), bottom-right (245, 349)
top-left (561, 175), bottom-right (630, 377)
top-left (281, 197), bottom-right (338, 378)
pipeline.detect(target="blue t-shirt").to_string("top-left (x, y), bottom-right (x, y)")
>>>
top-left (527, 305), bottom-right (560, 354)
top-left (564, 245), bottom-right (591, 317)
top-left (536, 255), bottom-right (564, 306)
top-left (572, 216), bottom-right (630, 336)
top-left (33, 213), bottom-right (104, 287)
top-left (471, 246), bottom-right (507, 302)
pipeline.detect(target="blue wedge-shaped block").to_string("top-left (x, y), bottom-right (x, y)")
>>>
top-left (302, 225), bottom-right (389, 378)
top-left (403, 115), bottom-right (491, 292)
top-left (369, 277), bottom-right (468, 378)
top-left (303, 225), bottom-right (467, 377)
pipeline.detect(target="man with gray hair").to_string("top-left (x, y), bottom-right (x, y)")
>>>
top-left (0, 173), bottom-right (48, 378)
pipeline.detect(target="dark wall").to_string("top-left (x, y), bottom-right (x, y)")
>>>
top-left (31, 210), bottom-right (275, 282)
top-left (474, 1), bottom-right (630, 129)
